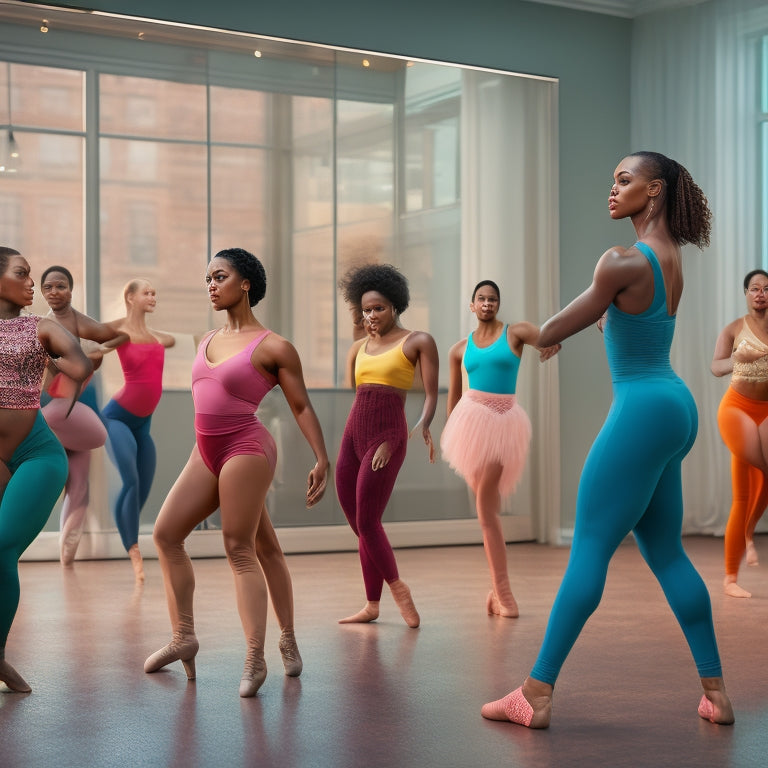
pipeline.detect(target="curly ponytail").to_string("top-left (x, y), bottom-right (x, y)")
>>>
top-left (629, 151), bottom-right (712, 249)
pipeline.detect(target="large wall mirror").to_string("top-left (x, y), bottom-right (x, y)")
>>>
top-left (0, 0), bottom-right (559, 559)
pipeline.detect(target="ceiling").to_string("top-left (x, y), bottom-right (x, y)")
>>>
top-left (523, 0), bottom-right (706, 18)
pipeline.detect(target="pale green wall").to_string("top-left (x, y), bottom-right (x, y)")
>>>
top-left (48, 0), bottom-right (634, 534)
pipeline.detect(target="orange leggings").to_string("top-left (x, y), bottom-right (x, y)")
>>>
top-left (717, 386), bottom-right (768, 575)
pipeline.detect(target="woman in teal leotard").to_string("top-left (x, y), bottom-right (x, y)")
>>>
top-left (481, 152), bottom-right (734, 728)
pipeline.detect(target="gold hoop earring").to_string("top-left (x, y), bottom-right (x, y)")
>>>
top-left (644, 199), bottom-right (655, 223)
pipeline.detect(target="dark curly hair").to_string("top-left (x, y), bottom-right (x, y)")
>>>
top-left (743, 269), bottom-right (768, 292)
top-left (628, 151), bottom-right (712, 249)
top-left (41, 265), bottom-right (74, 289)
top-left (338, 263), bottom-right (410, 314)
top-left (213, 247), bottom-right (267, 307)
top-left (472, 279), bottom-right (500, 302)
top-left (0, 246), bottom-right (20, 276)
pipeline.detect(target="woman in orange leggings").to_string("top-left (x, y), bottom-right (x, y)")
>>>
top-left (712, 269), bottom-right (768, 598)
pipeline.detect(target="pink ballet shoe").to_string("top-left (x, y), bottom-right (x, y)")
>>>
top-left (698, 678), bottom-right (735, 725)
top-left (278, 630), bottom-right (303, 677)
top-left (239, 644), bottom-right (267, 697)
top-left (486, 590), bottom-right (519, 618)
top-left (390, 580), bottom-right (420, 628)
top-left (481, 682), bottom-right (552, 728)
top-left (144, 634), bottom-right (198, 679)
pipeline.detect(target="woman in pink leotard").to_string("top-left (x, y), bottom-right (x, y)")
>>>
top-left (102, 279), bottom-right (175, 581)
top-left (40, 265), bottom-right (128, 565)
top-left (144, 247), bottom-right (329, 697)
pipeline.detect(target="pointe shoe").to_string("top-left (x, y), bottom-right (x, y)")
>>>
top-left (390, 580), bottom-right (420, 628)
top-left (59, 528), bottom-right (82, 567)
top-left (128, 544), bottom-right (145, 582)
top-left (481, 681), bottom-right (552, 729)
top-left (698, 678), bottom-right (735, 725)
top-left (0, 658), bottom-right (32, 693)
top-left (144, 634), bottom-right (199, 679)
top-left (239, 645), bottom-right (267, 697)
top-left (486, 590), bottom-right (519, 619)
top-left (278, 630), bottom-right (303, 677)
top-left (746, 540), bottom-right (759, 567)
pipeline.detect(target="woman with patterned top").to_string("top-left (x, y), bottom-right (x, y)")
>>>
top-left (0, 247), bottom-right (91, 693)
top-left (712, 269), bottom-right (768, 598)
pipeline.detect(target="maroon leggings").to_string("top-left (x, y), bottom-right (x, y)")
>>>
top-left (335, 385), bottom-right (408, 601)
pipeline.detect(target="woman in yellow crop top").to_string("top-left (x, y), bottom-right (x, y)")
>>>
top-left (712, 268), bottom-right (768, 597)
top-left (336, 263), bottom-right (439, 627)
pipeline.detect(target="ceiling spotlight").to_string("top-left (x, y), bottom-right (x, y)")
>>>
top-left (362, 59), bottom-right (370, 68)
top-left (40, 19), bottom-right (49, 33)
top-left (253, 50), bottom-right (262, 58)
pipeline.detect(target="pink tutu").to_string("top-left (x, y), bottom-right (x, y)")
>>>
top-left (440, 390), bottom-right (531, 497)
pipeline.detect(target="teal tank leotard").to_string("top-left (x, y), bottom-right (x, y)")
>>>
top-left (463, 326), bottom-right (520, 394)
top-left (530, 242), bottom-right (722, 684)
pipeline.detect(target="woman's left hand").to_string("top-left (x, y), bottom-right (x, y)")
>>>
top-left (409, 420), bottom-right (435, 463)
top-left (306, 463), bottom-right (328, 508)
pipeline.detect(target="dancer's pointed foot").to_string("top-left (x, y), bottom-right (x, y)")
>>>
top-left (486, 590), bottom-right (519, 618)
top-left (144, 633), bottom-right (199, 679)
top-left (746, 540), bottom-right (759, 567)
top-left (128, 544), bottom-right (145, 582)
top-left (278, 629), bottom-right (303, 677)
top-left (338, 601), bottom-right (380, 624)
top-left (239, 644), bottom-right (267, 697)
top-left (698, 677), bottom-right (734, 725)
top-left (390, 580), bottom-right (420, 628)
top-left (481, 677), bottom-right (552, 728)
top-left (59, 527), bottom-right (82, 567)
top-left (0, 658), bottom-right (31, 693)
top-left (723, 575), bottom-right (751, 598)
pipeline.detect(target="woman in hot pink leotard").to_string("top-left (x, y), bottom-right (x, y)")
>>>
top-left (101, 279), bottom-right (175, 581)
top-left (40, 265), bottom-right (128, 565)
top-left (144, 247), bottom-right (329, 697)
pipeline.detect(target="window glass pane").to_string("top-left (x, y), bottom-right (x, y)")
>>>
top-left (210, 144), bottom-right (272, 327)
top-left (100, 74), bottom-right (206, 141)
top-left (210, 85), bottom-right (269, 145)
top-left (3, 62), bottom-right (84, 132)
top-left (292, 95), bottom-right (335, 385)
top-left (99, 138), bottom-right (208, 392)
top-left (1, 133), bottom-right (84, 312)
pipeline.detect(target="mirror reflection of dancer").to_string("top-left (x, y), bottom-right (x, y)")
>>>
top-left (711, 269), bottom-right (768, 598)
top-left (0, 247), bottom-right (91, 693)
top-left (145, 248), bottom-right (329, 697)
top-left (441, 280), bottom-right (559, 618)
top-left (482, 152), bottom-right (734, 728)
top-left (102, 279), bottom-right (175, 582)
top-left (336, 263), bottom-right (439, 628)
top-left (40, 266), bottom-right (128, 566)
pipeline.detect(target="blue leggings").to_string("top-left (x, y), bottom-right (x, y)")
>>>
top-left (531, 378), bottom-right (723, 685)
top-left (0, 412), bottom-right (67, 646)
top-left (102, 399), bottom-right (156, 551)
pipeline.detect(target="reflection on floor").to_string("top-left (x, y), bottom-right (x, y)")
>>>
top-left (1, 537), bottom-right (766, 768)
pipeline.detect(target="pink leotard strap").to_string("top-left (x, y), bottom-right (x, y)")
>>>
top-left (191, 329), bottom-right (276, 433)
top-left (113, 340), bottom-right (166, 417)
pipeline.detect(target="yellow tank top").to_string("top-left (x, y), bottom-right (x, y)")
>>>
top-left (355, 334), bottom-right (416, 390)
top-left (732, 318), bottom-right (768, 383)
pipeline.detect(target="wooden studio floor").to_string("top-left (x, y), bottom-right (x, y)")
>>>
top-left (1, 536), bottom-right (767, 768)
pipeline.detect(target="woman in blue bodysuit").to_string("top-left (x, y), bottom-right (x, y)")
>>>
top-left (481, 152), bottom-right (734, 728)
